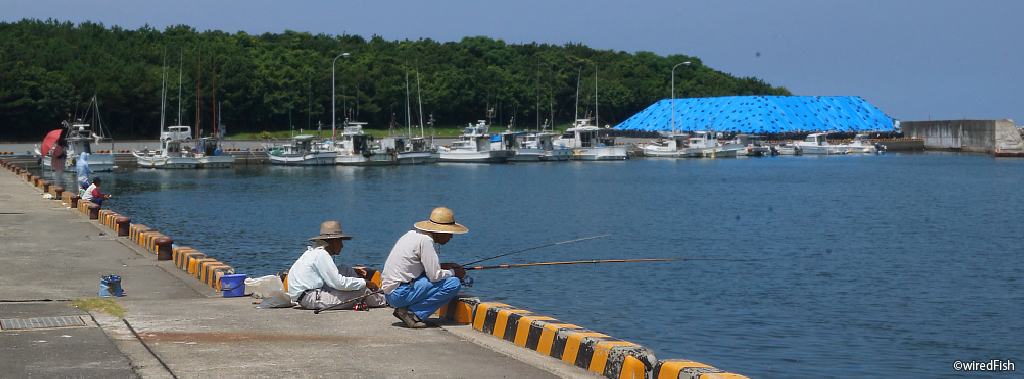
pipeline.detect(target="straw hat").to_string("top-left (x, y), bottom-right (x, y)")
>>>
top-left (308, 221), bottom-right (354, 241)
top-left (414, 207), bottom-right (468, 234)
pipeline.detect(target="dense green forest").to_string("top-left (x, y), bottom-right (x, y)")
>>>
top-left (0, 18), bottom-right (791, 140)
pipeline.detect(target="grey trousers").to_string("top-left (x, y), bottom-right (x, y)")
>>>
top-left (298, 286), bottom-right (385, 310)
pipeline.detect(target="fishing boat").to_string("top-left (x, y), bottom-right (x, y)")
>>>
top-left (642, 133), bottom-right (690, 158)
top-left (507, 131), bottom-right (567, 162)
top-left (330, 122), bottom-right (396, 166)
top-left (491, 130), bottom-right (529, 161)
top-left (385, 72), bottom-right (438, 165)
top-left (384, 135), bottom-right (438, 164)
top-left (438, 121), bottom-right (514, 163)
top-left (797, 133), bottom-right (850, 155)
top-left (843, 133), bottom-right (886, 154)
top-left (554, 118), bottom-right (628, 160)
top-left (264, 135), bottom-right (337, 165)
top-left (196, 137), bottom-right (235, 168)
top-left (681, 130), bottom-right (735, 158)
top-left (37, 97), bottom-right (116, 172)
top-left (134, 125), bottom-right (200, 169)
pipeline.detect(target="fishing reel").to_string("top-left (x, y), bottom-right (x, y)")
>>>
top-left (461, 276), bottom-right (474, 287)
top-left (353, 302), bottom-right (369, 311)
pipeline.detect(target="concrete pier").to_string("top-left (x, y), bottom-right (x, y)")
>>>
top-left (0, 169), bottom-right (592, 378)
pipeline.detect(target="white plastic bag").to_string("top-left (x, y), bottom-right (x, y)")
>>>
top-left (245, 275), bottom-right (294, 308)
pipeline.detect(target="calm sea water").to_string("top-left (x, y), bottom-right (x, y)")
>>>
top-left (71, 153), bottom-right (1023, 378)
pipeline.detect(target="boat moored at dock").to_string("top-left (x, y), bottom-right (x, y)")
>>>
top-left (264, 136), bottom-right (337, 165)
top-left (439, 122), bottom-right (513, 163)
top-left (797, 133), bottom-right (850, 155)
top-left (134, 126), bottom-right (200, 169)
top-left (555, 119), bottom-right (628, 161)
top-left (331, 122), bottom-right (396, 166)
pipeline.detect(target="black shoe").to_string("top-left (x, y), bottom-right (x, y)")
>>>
top-left (393, 307), bottom-right (426, 328)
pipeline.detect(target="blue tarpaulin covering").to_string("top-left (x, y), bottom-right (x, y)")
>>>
top-left (615, 96), bottom-right (895, 132)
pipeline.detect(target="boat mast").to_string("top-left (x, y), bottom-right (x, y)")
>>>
top-left (178, 51), bottom-right (182, 125)
top-left (416, 68), bottom-right (424, 138)
top-left (160, 50), bottom-right (167, 134)
top-left (595, 64), bottom-right (599, 128)
top-left (574, 67), bottom-right (581, 124)
top-left (535, 62), bottom-right (540, 132)
top-left (405, 63), bottom-right (411, 137)
top-left (196, 49), bottom-right (201, 142)
top-left (212, 54), bottom-right (216, 139)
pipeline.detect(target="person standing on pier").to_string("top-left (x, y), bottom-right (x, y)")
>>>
top-left (76, 152), bottom-right (93, 189)
top-left (50, 139), bottom-right (67, 189)
top-left (381, 207), bottom-right (467, 328)
top-left (286, 221), bottom-right (384, 310)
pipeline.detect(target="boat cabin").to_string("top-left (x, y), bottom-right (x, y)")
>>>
top-left (688, 130), bottom-right (718, 149)
top-left (199, 138), bottom-right (222, 157)
top-left (804, 133), bottom-right (828, 146)
top-left (340, 122), bottom-right (373, 155)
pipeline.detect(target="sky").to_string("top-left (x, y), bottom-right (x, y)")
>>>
top-left (4, 0), bottom-right (1023, 125)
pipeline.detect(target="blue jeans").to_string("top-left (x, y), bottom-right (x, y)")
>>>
top-left (89, 197), bottom-right (103, 207)
top-left (385, 275), bottom-right (461, 320)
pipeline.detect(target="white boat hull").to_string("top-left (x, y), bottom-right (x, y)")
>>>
top-left (642, 146), bottom-right (680, 157)
top-left (267, 152), bottom-right (337, 166)
top-left (800, 145), bottom-right (850, 155)
top-left (439, 150), bottom-right (513, 163)
top-left (198, 155), bottom-right (236, 168)
top-left (137, 156), bottom-right (200, 169)
top-left (41, 153), bottom-right (115, 172)
top-left (700, 148), bottom-right (737, 158)
top-left (336, 154), bottom-right (396, 166)
top-left (541, 149), bottom-right (572, 161)
top-left (571, 146), bottom-right (628, 161)
top-left (508, 149), bottom-right (545, 162)
top-left (396, 151), bottom-right (437, 165)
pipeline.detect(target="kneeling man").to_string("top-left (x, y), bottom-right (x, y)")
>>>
top-left (381, 207), bottom-right (467, 328)
top-left (287, 221), bottom-right (384, 310)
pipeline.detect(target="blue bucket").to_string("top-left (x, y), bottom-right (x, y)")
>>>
top-left (220, 274), bottom-right (247, 297)
top-left (99, 275), bottom-right (124, 297)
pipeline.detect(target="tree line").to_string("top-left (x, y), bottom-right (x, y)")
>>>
top-left (0, 18), bottom-right (791, 140)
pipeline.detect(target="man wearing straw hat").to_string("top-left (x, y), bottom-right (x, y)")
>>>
top-left (286, 221), bottom-right (384, 310)
top-left (381, 207), bottom-right (467, 328)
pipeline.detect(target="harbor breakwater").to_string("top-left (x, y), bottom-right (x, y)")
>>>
top-left (1, 156), bottom-right (751, 379)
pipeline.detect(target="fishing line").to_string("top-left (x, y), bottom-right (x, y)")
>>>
top-left (461, 234), bottom-right (612, 266)
top-left (465, 257), bottom-right (760, 270)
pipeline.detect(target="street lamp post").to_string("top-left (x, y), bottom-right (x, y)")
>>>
top-left (671, 61), bottom-right (691, 134)
top-left (332, 53), bottom-right (351, 138)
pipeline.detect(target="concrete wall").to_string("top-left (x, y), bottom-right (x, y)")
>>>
top-left (902, 119), bottom-right (1022, 154)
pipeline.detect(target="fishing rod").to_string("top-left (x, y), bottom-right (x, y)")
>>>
top-left (460, 234), bottom-right (612, 267)
top-left (465, 258), bottom-right (760, 271)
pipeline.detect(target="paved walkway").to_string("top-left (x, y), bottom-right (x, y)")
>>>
top-left (0, 171), bottom-right (597, 378)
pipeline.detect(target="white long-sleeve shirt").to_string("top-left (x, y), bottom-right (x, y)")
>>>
top-left (380, 231), bottom-right (454, 294)
top-left (285, 246), bottom-right (366, 301)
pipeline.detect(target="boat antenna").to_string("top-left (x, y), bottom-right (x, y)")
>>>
top-left (574, 66), bottom-right (581, 123)
top-left (595, 63), bottom-right (599, 128)
top-left (416, 66), bottom-right (424, 138)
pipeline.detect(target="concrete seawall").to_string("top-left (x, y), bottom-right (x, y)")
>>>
top-left (902, 119), bottom-right (1024, 155)
top-left (1, 157), bottom-right (750, 379)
